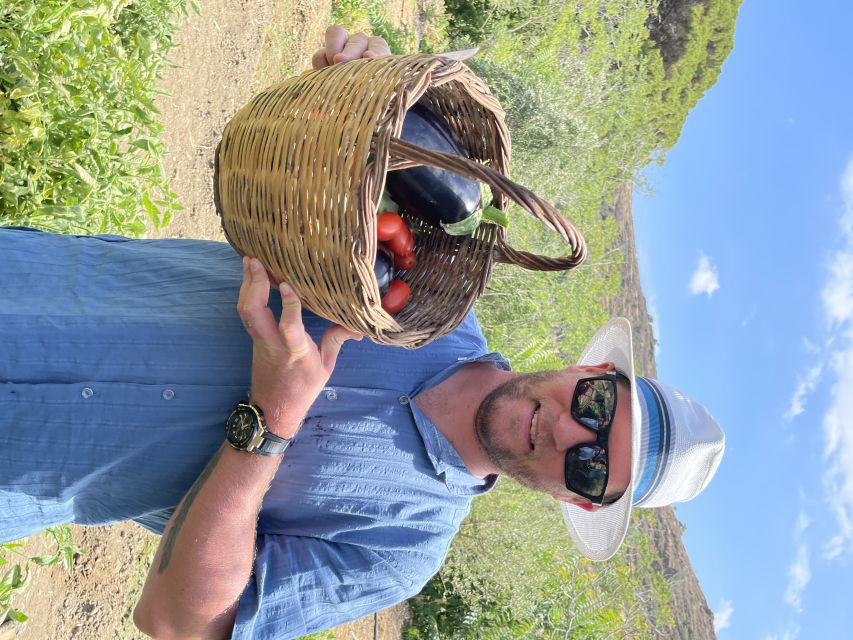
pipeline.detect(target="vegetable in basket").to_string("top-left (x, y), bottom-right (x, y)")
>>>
top-left (381, 280), bottom-right (410, 314)
top-left (374, 211), bottom-right (415, 315)
top-left (374, 250), bottom-right (409, 314)
top-left (385, 102), bottom-right (509, 236)
top-left (376, 211), bottom-right (417, 267)
top-left (373, 251), bottom-right (394, 296)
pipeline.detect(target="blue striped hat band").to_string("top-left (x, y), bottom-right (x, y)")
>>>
top-left (633, 376), bottom-right (671, 506)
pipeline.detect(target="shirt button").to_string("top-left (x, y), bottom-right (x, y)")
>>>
top-left (81, 387), bottom-right (94, 399)
top-left (325, 390), bottom-right (338, 401)
top-left (399, 395), bottom-right (409, 405)
top-left (162, 389), bottom-right (175, 401)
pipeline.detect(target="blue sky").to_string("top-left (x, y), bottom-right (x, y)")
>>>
top-left (631, 1), bottom-right (853, 638)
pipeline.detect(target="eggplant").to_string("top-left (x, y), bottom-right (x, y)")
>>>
top-left (385, 102), bottom-right (508, 236)
top-left (373, 251), bottom-right (395, 296)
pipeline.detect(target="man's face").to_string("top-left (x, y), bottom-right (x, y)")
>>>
top-left (474, 365), bottom-right (632, 505)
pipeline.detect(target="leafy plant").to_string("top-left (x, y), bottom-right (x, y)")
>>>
top-left (0, 546), bottom-right (30, 625)
top-left (296, 631), bottom-right (336, 640)
top-left (0, 0), bottom-right (191, 235)
top-left (0, 525), bottom-right (83, 625)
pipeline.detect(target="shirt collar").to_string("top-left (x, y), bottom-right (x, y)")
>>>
top-left (409, 352), bottom-right (510, 496)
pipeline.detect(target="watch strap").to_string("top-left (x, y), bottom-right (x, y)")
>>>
top-left (253, 431), bottom-right (291, 456)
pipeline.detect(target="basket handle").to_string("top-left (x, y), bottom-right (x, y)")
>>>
top-left (385, 137), bottom-right (587, 271)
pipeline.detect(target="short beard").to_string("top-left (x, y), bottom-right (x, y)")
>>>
top-left (474, 370), bottom-right (563, 493)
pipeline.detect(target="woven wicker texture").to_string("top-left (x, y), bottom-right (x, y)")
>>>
top-left (214, 54), bottom-right (587, 348)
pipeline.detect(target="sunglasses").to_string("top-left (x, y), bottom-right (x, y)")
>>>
top-left (564, 373), bottom-right (621, 505)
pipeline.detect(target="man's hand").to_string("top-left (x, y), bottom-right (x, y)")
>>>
top-left (311, 25), bottom-right (391, 70)
top-left (237, 257), bottom-right (362, 437)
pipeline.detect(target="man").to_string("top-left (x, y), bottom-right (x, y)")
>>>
top-left (0, 29), bottom-right (724, 640)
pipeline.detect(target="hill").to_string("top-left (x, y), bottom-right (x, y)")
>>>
top-left (602, 184), bottom-right (717, 639)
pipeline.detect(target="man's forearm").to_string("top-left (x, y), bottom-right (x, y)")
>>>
top-left (132, 253), bottom-right (360, 639)
top-left (133, 443), bottom-right (281, 640)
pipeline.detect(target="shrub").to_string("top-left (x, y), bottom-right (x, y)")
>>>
top-left (0, 0), bottom-right (191, 235)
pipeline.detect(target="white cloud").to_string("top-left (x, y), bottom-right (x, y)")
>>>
top-left (783, 544), bottom-right (810, 612)
top-left (689, 253), bottom-right (720, 297)
top-left (818, 155), bottom-right (853, 560)
top-left (784, 362), bottom-right (823, 421)
top-left (820, 342), bottom-right (853, 558)
top-left (713, 598), bottom-right (734, 632)
top-left (824, 483), bottom-right (852, 561)
top-left (824, 533), bottom-right (846, 561)
top-left (764, 623), bottom-right (801, 640)
top-left (783, 513), bottom-right (811, 613)
top-left (802, 337), bottom-right (820, 354)
top-left (822, 251), bottom-right (853, 325)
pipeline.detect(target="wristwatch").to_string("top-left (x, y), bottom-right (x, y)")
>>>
top-left (225, 402), bottom-right (291, 456)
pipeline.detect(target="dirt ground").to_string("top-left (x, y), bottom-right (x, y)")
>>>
top-left (2, 1), bottom-right (420, 638)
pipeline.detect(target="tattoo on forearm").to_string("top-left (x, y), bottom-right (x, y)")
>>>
top-left (158, 445), bottom-right (225, 574)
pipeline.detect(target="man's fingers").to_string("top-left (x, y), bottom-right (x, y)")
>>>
top-left (237, 258), bottom-right (280, 345)
top-left (277, 283), bottom-right (312, 358)
top-left (312, 27), bottom-right (389, 70)
top-left (333, 32), bottom-right (368, 64)
top-left (311, 48), bottom-right (329, 70)
top-left (324, 25), bottom-right (348, 66)
top-left (366, 35), bottom-right (390, 57)
top-left (238, 255), bottom-right (251, 301)
top-left (319, 326), bottom-right (363, 371)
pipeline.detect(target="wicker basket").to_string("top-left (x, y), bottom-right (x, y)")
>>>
top-left (214, 54), bottom-right (587, 348)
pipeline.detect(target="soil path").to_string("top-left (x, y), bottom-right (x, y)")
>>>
top-left (147, 0), bottom-right (273, 242)
top-left (3, 2), bottom-right (409, 639)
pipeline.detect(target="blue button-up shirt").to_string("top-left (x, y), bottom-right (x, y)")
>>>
top-left (0, 228), bottom-right (509, 639)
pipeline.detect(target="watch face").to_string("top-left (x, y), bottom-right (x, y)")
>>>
top-left (227, 409), bottom-right (256, 448)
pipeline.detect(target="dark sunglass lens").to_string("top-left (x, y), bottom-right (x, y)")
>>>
top-left (571, 379), bottom-right (616, 431)
top-left (565, 444), bottom-right (608, 498)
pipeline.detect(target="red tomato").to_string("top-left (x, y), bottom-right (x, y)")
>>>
top-left (376, 212), bottom-right (406, 242)
top-left (387, 225), bottom-right (414, 255)
top-left (381, 279), bottom-right (410, 314)
top-left (393, 251), bottom-right (417, 270)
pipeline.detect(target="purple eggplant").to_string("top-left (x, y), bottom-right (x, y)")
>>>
top-left (385, 102), bottom-right (508, 236)
top-left (373, 251), bottom-right (395, 295)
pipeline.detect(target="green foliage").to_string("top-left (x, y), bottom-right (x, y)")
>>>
top-left (331, 0), bottom-right (452, 55)
top-left (0, 525), bottom-right (83, 625)
top-left (656, 0), bottom-right (740, 151)
top-left (415, 4), bottom-right (452, 53)
top-left (331, 0), bottom-right (418, 54)
top-left (442, 0), bottom-right (566, 46)
top-left (448, 0), bottom-right (740, 200)
top-left (476, 210), bottom-right (621, 365)
top-left (295, 631), bottom-right (336, 640)
top-left (0, 0), bottom-right (190, 235)
top-left (406, 480), bottom-right (675, 639)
